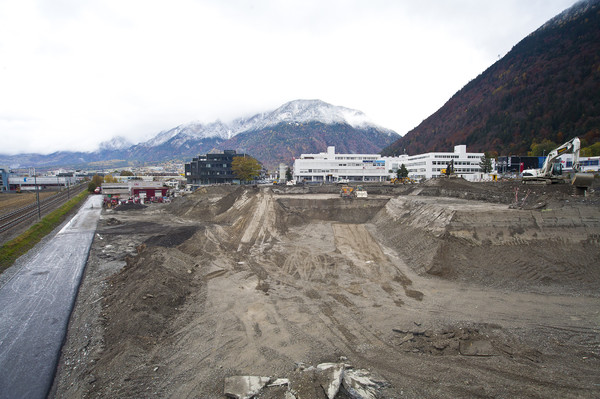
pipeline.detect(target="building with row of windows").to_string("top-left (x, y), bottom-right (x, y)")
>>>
top-left (187, 144), bottom-right (599, 186)
top-left (403, 145), bottom-right (486, 180)
top-left (185, 150), bottom-right (251, 186)
top-left (292, 146), bottom-right (390, 183)
top-left (292, 145), bottom-right (488, 182)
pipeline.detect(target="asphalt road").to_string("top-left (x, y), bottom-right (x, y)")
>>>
top-left (0, 195), bottom-right (102, 399)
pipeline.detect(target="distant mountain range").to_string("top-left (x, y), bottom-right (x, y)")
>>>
top-left (382, 0), bottom-right (600, 157)
top-left (0, 99), bottom-right (398, 170)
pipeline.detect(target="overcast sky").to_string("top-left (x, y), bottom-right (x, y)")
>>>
top-left (0, 0), bottom-right (577, 155)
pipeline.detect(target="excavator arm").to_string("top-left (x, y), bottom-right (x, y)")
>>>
top-left (523, 137), bottom-right (580, 179)
top-left (538, 137), bottom-right (580, 176)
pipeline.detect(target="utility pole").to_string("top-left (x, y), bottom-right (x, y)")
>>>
top-left (34, 170), bottom-right (41, 220)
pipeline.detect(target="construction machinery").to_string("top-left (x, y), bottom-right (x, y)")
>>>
top-left (340, 186), bottom-right (354, 198)
top-left (391, 177), bottom-right (414, 184)
top-left (440, 160), bottom-right (458, 178)
top-left (355, 185), bottom-right (368, 198)
top-left (339, 185), bottom-right (367, 199)
top-left (522, 137), bottom-right (594, 189)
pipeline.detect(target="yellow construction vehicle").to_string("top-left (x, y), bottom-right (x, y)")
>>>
top-left (340, 185), bottom-right (367, 199)
top-left (391, 177), bottom-right (414, 184)
top-left (441, 160), bottom-right (458, 178)
top-left (340, 186), bottom-right (354, 198)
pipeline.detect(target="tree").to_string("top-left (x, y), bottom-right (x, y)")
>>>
top-left (232, 156), bottom-right (262, 182)
top-left (528, 139), bottom-right (557, 156)
top-left (120, 170), bottom-right (134, 176)
top-left (479, 153), bottom-right (493, 173)
top-left (285, 167), bottom-right (293, 181)
top-left (582, 142), bottom-right (600, 157)
top-left (104, 174), bottom-right (118, 183)
top-left (397, 164), bottom-right (409, 178)
top-left (87, 174), bottom-right (104, 192)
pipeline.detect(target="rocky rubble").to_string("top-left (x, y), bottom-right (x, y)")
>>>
top-left (224, 360), bottom-right (387, 399)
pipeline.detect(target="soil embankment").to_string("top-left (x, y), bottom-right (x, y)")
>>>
top-left (53, 179), bottom-right (600, 398)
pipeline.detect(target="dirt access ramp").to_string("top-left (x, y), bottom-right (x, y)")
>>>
top-left (53, 181), bottom-right (600, 398)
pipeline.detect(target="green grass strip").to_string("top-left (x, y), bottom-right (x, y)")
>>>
top-left (0, 191), bottom-right (90, 274)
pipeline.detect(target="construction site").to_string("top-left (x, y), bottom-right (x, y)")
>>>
top-left (51, 177), bottom-right (600, 398)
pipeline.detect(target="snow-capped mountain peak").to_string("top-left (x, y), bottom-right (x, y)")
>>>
top-left (103, 99), bottom-right (393, 152)
top-left (267, 99), bottom-right (372, 128)
top-left (232, 99), bottom-right (376, 132)
top-left (98, 136), bottom-right (133, 151)
top-left (142, 121), bottom-right (230, 147)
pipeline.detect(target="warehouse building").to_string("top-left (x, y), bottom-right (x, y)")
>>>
top-left (7, 175), bottom-right (78, 191)
top-left (101, 181), bottom-right (168, 203)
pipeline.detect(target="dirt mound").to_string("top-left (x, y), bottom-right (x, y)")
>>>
top-left (113, 203), bottom-right (148, 211)
top-left (416, 177), bottom-right (599, 208)
top-left (168, 185), bottom-right (250, 220)
top-left (86, 245), bottom-right (197, 398)
top-left (143, 226), bottom-right (199, 247)
top-left (373, 195), bottom-right (600, 294)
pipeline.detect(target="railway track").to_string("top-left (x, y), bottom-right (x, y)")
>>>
top-left (0, 183), bottom-right (87, 235)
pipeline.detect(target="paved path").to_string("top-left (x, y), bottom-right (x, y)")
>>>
top-left (0, 195), bottom-right (102, 399)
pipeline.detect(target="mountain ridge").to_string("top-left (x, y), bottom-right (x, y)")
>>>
top-left (0, 99), bottom-right (398, 170)
top-left (382, 0), bottom-right (600, 157)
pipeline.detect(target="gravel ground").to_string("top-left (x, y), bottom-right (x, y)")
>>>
top-left (52, 179), bottom-right (600, 398)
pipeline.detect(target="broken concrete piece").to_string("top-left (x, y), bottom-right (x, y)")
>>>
top-left (399, 333), bottom-right (414, 344)
top-left (459, 339), bottom-right (497, 356)
top-left (268, 378), bottom-right (289, 387)
top-left (224, 376), bottom-right (271, 399)
top-left (342, 369), bottom-right (383, 399)
top-left (316, 363), bottom-right (344, 399)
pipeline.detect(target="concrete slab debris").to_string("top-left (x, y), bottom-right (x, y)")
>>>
top-left (268, 378), bottom-right (290, 387)
top-left (342, 368), bottom-right (384, 399)
top-left (223, 362), bottom-right (387, 399)
top-left (224, 376), bottom-right (271, 399)
top-left (316, 362), bottom-right (344, 399)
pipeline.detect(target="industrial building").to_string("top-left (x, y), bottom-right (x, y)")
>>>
top-left (101, 181), bottom-right (168, 203)
top-left (6, 175), bottom-right (78, 191)
top-left (185, 150), bottom-right (250, 186)
top-left (555, 154), bottom-right (600, 173)
top-left (496, 156), bottom-right (541, 174)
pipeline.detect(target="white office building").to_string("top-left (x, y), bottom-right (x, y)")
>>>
top-left (292, 145), bottom-right (487, 183)
top-left (403, 145), bottom-right (486, 180)
top-left (293, 146), bottom-right (399, 183)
